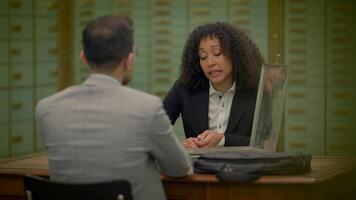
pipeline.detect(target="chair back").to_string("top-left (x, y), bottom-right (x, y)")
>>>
top-left (23, 175), bottom-right (133, 200)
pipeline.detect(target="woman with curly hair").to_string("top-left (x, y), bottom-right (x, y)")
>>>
top-left (163, 22), bottom-right (264, 149)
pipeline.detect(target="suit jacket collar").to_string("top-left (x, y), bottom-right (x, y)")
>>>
top-left (192, 88), bottom-right (250, 134)
top-left (83, 74), bottom-right (121, 87)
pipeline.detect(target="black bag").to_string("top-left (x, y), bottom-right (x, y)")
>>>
top-left (193, 151), bottom-right (311, 182)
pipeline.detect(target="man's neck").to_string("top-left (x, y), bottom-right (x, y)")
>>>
top-left (91, 67), bottom-right (123, 83)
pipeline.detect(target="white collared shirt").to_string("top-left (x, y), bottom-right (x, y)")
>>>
top-left (208, 81), bottom-right (236, 146)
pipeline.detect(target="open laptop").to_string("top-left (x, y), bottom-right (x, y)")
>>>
top-left (188, 63), bottom-right (288, 157)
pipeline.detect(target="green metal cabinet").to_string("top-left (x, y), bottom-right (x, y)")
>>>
top-left (36, 85), bottom-right (57, 103)
top-left (0, 0), bottom-right (59, 158)
top-left (284, 0), bottom-right (326, 155)
top-left (10, 121), bottom-right (34, 156)
top-left (325, 0), bottom-right (356, 155)
top-left (0, 123), bottom-right (9, 158)
top-left (0, 90), bottom-right (9, 123)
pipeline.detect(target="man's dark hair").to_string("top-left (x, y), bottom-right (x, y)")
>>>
top-left (83, 15), bottom-right (134, 71)
top-left (179, 22), bottom-right (264, 90)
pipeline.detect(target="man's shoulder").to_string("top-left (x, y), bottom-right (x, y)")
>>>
top-left (118, 86), bottom-right (161, 104)
top-left (36, 85), bottom-right (80, 110)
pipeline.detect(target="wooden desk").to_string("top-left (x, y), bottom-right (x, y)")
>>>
top-left (0, 154), bottom-right (355, 200)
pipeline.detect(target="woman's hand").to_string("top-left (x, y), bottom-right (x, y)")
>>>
top-left (182, 137), bottom-right (200, 149)
top-left (196, 130), bottom-right (224, 148)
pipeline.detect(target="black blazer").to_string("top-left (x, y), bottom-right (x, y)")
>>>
top-left (163, 81), bottom-right (257, 146)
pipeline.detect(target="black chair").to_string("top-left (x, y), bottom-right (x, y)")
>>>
top-left (23, 175), bottom-right (133, 200)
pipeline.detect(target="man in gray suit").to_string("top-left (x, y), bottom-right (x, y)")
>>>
top-left (36, 15), bottom-right (191, 200)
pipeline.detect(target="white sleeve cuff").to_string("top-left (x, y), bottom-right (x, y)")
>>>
top-left (217, 136), bottom-right (225, 147)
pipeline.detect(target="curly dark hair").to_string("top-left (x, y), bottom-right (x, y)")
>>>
top-left (179, 22), bottom-right (264, 90)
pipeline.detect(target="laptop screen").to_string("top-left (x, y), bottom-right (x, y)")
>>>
top-left (250, 64), bottom-right (288, 152)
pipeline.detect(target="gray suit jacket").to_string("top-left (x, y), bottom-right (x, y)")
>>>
top-left (36, 74), bottom-right (191, 200)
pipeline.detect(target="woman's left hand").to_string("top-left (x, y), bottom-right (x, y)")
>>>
top-left (196, 130), bottom-right (224, 148)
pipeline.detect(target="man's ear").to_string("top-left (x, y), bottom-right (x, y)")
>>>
top-left (123, 52), bottom-right (134, 69)
top-left (80, 51), bottom-right (88, 65)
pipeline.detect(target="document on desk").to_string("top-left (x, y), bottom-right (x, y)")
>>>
top-left (187, 146), bottom-right (255, 158)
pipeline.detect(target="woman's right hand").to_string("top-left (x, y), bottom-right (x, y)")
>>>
top-left (196, 130), bottom-right (224, 148)
top-left (182, 137), bottom-right (200, 149)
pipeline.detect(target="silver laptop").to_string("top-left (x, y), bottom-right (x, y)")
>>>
top-left (188, 63), bottom-right (288, 156)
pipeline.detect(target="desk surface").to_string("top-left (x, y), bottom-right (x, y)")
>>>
top-left (0, 154), bottom-right (356, 200)
top-left (0, 153), bottom-right (355, 184)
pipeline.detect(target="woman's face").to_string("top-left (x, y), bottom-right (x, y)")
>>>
top-left (198, 37), bottom-right (234, 89)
